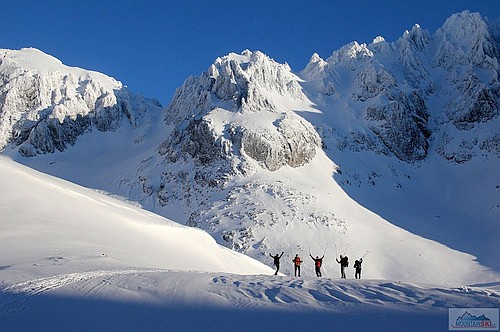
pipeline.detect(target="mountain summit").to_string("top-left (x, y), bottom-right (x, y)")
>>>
top-left (0, 47), bottom-right (162, 156)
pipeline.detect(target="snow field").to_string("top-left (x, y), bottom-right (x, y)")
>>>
top-left (0, 156), bottom-right (498, 332)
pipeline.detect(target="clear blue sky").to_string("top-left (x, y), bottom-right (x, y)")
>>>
top-left (2, 1), bottom-right (499, 105)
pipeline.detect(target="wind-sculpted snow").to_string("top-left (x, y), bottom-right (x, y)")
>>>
top-left (2, 269), bottom-right (499, 332)
top-left (0, 48), bottom-right (162, 156)
top-left (4, 270), bottom-right (499, 314)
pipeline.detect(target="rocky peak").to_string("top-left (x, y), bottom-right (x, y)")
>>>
top-left (368, 36), bottom-right (393, 56)
top-left (401, 24), bottom-right (431, 52)
top-left (0, 48), bottom-right (161, 156)
top-left (396, 24), bottom-right (431, 86)
top-left (166, 50), bottom-right (305, 125)
top-left (433, 10), bottom-right (498, 69)
top-left (327, 41), bottom-right (374, 69)
top-left (162, 50), bottom-right (321, 174)
top-left (300, 53), bottom-right (338, 95)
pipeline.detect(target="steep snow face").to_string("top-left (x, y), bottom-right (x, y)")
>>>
top-left (429, 11), bottom-right (500, 163)
top-left (302, 44), bottom-right (432, 163)
top-left (0, 48), bottom-right (162, 156)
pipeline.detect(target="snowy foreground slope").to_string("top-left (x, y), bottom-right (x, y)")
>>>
top-left (1, 157), bottom-right (499, 332)
top-left (0, 157), bottom-right (273, 279)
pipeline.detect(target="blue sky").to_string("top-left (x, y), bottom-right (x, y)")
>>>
top-left (2, 1), bottom-right (499, 105)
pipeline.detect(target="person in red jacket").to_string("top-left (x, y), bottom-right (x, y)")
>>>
top-left (292, 254), bottom-right (303, 277)
top-left (310, 254), bottom-right (325, 277)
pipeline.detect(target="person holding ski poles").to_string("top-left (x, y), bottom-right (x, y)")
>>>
top-left (270, 252), bottom-right (284, 275)
top-left (336, 255), bottom-right (349, 278)
top-left (310, 254), bottom-right (324, 277)
top-left (292, 254), bottom-right (303, 277)
top-left (354, 258), bottom-right (363, 279)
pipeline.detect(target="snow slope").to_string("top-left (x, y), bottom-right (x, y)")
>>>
top-left (1, 157), bottom-right (498, 332)
top-left (0, 156), bottom-right (273, 279)
top-left (8, 118), bottom-right (499, 286)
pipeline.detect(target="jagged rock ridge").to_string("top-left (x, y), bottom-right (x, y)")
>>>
top-left (301, 10), bottom-right (499, 163)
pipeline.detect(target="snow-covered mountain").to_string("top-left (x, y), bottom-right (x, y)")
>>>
top-left (0, 48), bottom-right (163, 156)
top-left (300, 10), bottom-right (499, 164)
top-left (1, 11), bottom-right (499, 286)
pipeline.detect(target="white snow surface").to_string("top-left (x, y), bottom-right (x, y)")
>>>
top-left (1, 12), bottom-right (500, 331)
top-left (0, 156), bottom-right (271, 277)
top-left (1, 156), bottom-right (499, 332)
top-left (0, 48), bottom-right (121, 91)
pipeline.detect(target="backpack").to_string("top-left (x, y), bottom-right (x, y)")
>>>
top-left (342, 256), bottom-right (348, 267)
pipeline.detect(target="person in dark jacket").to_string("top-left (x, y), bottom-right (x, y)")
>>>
top-left (310, 254), bottom-right (325, 277)
top-left (292, 254), bottom-right (303, 277)
top-left (269, 252), bottom-right (284, 275)
top-left (354, 258), bottom-right (363, 279)
top-left (336, 255), bottom-right (349, 278)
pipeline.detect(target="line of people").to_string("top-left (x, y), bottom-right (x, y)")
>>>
top-left (269, 252), bottom-right (363, 279)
